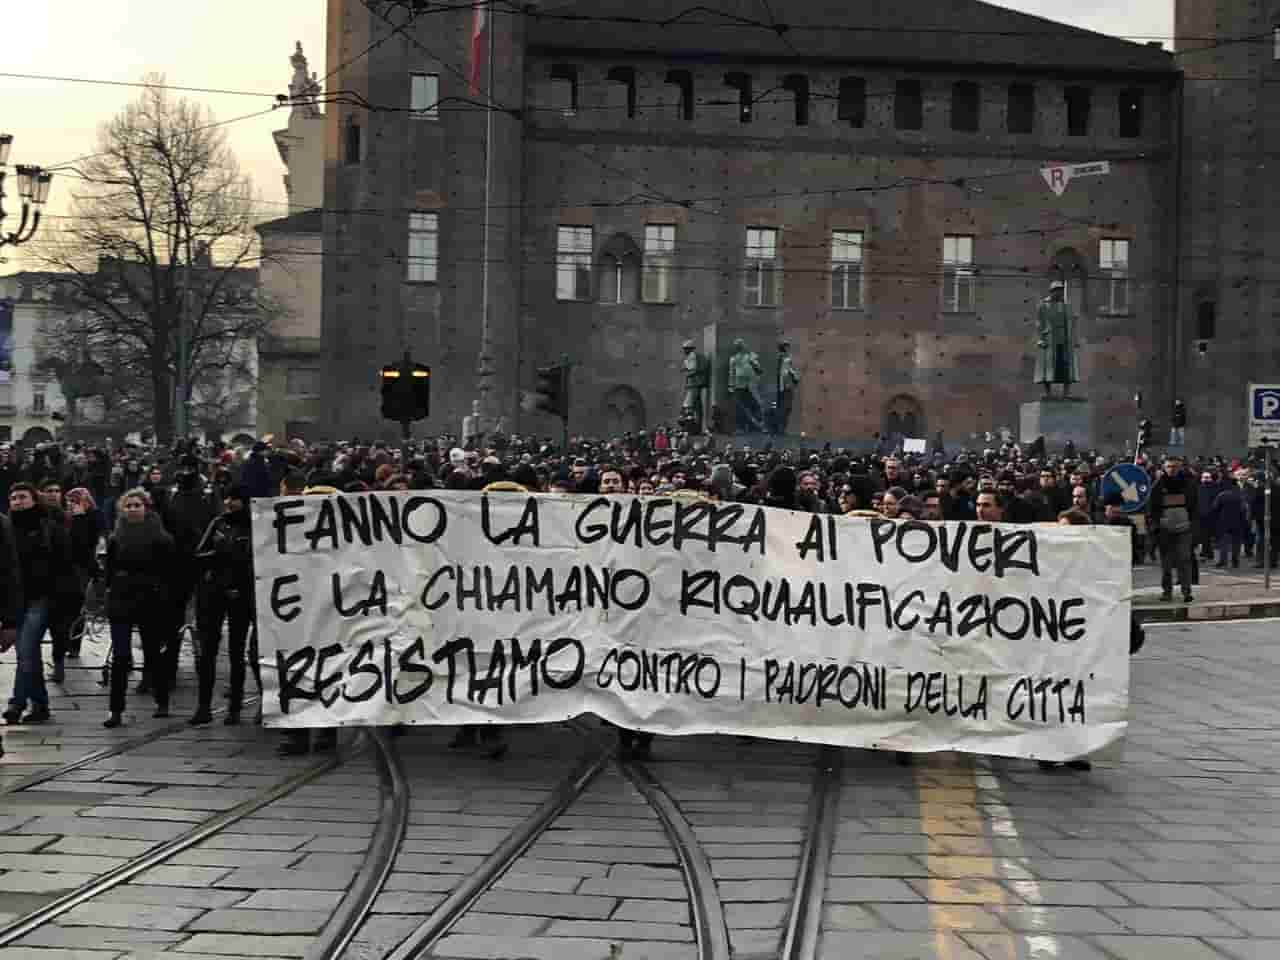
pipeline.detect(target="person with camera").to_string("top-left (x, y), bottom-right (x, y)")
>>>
top-left (188, 485), bottom-right (256, 727)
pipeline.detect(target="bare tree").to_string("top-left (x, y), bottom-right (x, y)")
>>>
top-left (32, 75), bottom-right (279, 441)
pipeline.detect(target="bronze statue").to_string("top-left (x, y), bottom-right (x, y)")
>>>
top-left (774, 338), bottom-right (800, 434)
top-left (1033, 280), bottom-right (1080, 397)
top-left (681, 339), bottom-right (709, 429)
top-left (727, 338), bottom-right (763, 433)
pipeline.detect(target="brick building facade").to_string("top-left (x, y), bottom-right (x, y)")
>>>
top-left (322, 0), bottom-right (1181, 448)
top-left (1175, 0), bottom-right (1280, 453)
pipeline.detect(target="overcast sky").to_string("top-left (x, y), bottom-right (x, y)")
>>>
top-left (2, 0), bottom-right (1173, 270)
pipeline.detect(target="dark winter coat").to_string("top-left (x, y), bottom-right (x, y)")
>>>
top-left (166, 480), bottom-right (218, 559)
top-left (0, 514), bottom-right (22, 627)
top-left (9, 505), bottom-right (73, 609)
top-left (104, 515), bottom-right (176, 623)
top-left (194, 509), bottom-right (254, 602)
top-left (1149, 469), bottom-right (1199, 536)
top-left (1210, 483), bottom-right (1250, 538)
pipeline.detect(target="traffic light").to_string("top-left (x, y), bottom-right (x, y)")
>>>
top-left (379, 358), bottom-right (431, 422)
top-left (532, 363), bottom-right (569, 420)
top-left (1137, 418), bottom-right (1153, 448)
top-left (1172, 399), bottom-right (1187, 429)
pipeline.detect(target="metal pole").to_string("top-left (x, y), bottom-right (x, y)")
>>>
top-left (175, 253), bottom-right (189, 440)
top-left (477, 1), bottom-right (496, 427)
top-left (1266, 444), bottom-right (1272, 592)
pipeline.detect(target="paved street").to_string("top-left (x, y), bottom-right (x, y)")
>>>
top-left (1, 617), bottom-right (1279, 959)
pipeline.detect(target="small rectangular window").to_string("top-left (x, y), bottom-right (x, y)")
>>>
top-left (725, 72), bottom-right (752, 123)
top-left (344, 117), bottom-right (361, 165)
top-left (1118, 88), bottom-right (1143, 137)
top-left (782, 74), bottom-right (809, 126)
top-left (410, 73), bottom-right (439, 119)
top-left (407, 212), bottom-right (439, 283)
top-left (549, 64), bottom-right (578, 116)
top-left (666, 69), bottom-right (694, 121)
top-left (831, 231), bottom-right (864, 310)
top-left (838, 77), bottom-right (866, 127)
top-left (642, 225), bottom-right (676, 303)
top-left (556, 226), bottom-right (593, 301)
top-left (895, 79), bottom-right (923, 130)
top-left (1196, 301), bottom-right (1217, 340)
top-left (1065, 86), bottom-right (1091, 136)
top-left (607, 66), bottom-right (637, 119)
top-left (1099, 238), bottom-right (1130, 313)
top-left (951, 81), bottom-right (980, 132)
top-left (942, 235), bottom-right (975, 312)
top-left (744, 227), bottom-right (780, 307)
top-left (31, 391), bottom-right (45, 413)
top-left (1008, 83), bottom-right (1035, 133)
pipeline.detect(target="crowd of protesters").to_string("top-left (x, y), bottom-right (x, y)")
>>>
top-left (0, 428), bottom-right (1273, 763)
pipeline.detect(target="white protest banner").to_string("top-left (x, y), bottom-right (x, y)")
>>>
top-left (252, 492), bottom-right (1131, 761)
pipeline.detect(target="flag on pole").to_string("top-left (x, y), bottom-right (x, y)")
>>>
top-left (469, 1), bottom-right (488, 96)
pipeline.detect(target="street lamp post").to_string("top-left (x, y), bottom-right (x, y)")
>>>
top-left (0, 134), bottom-right (54, 249)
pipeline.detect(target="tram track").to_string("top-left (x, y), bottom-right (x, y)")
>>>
top-left (0, 728), bottom-right (362, 952)
top-left (780, 745), bottom-right (843, 960)
top-left (2, 696), bottom-right (257, 796)
top-left (316, 720), bottom-right (741, 960)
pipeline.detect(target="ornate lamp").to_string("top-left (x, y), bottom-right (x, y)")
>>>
top-left (0, 133), bottom-right (54, 248)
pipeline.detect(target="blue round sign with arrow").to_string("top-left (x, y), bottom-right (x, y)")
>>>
top-left (1100, 463), bottom-right (1152, 514)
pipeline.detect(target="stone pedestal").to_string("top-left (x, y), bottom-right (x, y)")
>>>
top-left (1020, 398), bottom-right (1093, 452)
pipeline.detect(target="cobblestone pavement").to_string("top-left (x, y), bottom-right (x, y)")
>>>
top-left (1, 620), bottom-right (1278, 959)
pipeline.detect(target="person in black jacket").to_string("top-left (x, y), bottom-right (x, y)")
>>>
top-left (189, 485), bottom-right (256, 726)
top-left (103, 489), bottom-right (177, 728)
top-left (158, 455), bottom-right (217, 696)
top-left (1149, 455), bottom-right (1198, 603)
top-left (4, 483), bottom-right (72, 724)
top-left (0, 509), bottom-right (21, 756)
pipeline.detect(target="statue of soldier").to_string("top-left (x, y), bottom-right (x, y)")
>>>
top-left (680, 339), bottom-right (709, 431)
top-left (1033, 280), bottom-right (1080, 398)
top-left (727, 338), bottom-right (764, 434)
top-left (774, 338), bottom-right (800, 435)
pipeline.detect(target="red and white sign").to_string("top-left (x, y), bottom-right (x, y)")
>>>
top-left (1040, 161), bottom-right (1111, 197)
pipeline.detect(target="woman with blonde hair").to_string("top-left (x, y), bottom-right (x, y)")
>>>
top-left (102, 488), bottom-right (176, 728)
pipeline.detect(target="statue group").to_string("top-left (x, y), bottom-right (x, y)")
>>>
top-left (681, 337), bottom-right (801, 435)
top-left (677, 281), bottom-right (1073, 438)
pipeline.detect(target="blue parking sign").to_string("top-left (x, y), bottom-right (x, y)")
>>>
top-left (1248, 384), bottom-right (1280, 446)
